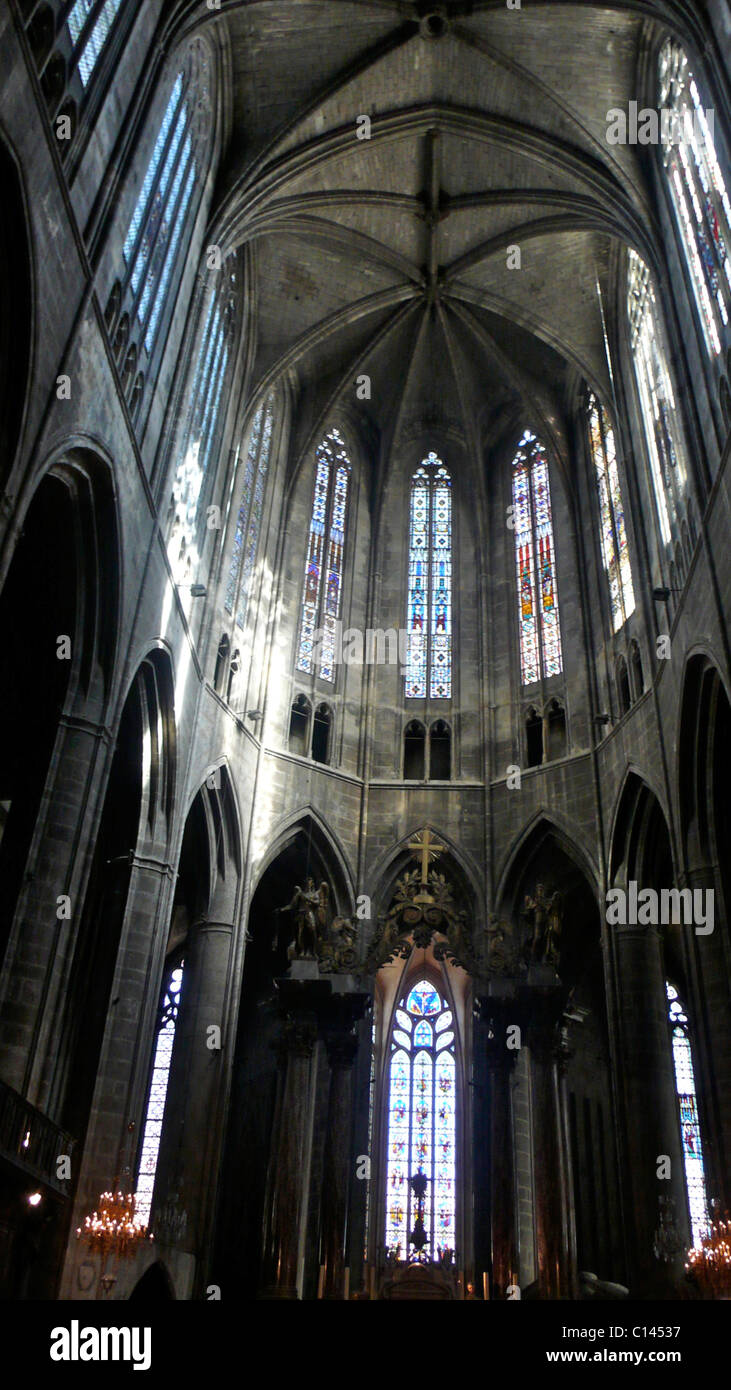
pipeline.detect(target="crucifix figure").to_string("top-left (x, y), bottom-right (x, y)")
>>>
top-left (408, 827), bottom-right (446, 886)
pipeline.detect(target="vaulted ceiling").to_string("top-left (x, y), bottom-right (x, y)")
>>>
top-left (166, 1), bottom-right (712, 472)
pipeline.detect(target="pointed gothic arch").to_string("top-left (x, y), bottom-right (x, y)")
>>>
top-left (0, 451), bottom-right (119, 974)
top-left (608, 770), bottom-right (675, 891)
top-left (57, 646), bottom-right (176, 1140)
top-left (215, 807), bottom-right (354, 1300)
top-left (677, 652), bottom-right (731, 882)
top-left (495, 815), bottom-right (620, 1287)
top-left (135, 762), bottom-right (241, 1268)
top-left (0, 134), bottom-right (32, 493)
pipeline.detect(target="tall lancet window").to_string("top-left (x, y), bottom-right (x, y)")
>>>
top-left (225, 394), bottom-right (275, 630)
top-left (666, 983), bottom-right (709, 1246)
top-left (627, 251), bottom-right (686, 547)
top-left (121, 42), bottom-right (210, 356)
top-left (659, 40), bottom-right (730, 358)
top-left (405, 454), bottom-right (452, 699)
top-left (66, 0), bottom-right (124, 87)
top-left (135, 961), bottom-right (184, 1228)
top-left (511, 431), bottom-right (562, 685)
top-left (385, 979), bottom-right (456, 1261)
top-left (168, 265), bottom-right (237, 583)
top-left (587, 393), bottom-right (635, 631)
top-left (296, 429), bottom-right (351, 682)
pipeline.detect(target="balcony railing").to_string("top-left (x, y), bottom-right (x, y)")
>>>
top-left (0, 1078), bottom-right (75, 1195)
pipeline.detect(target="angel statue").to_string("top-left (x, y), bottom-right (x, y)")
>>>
top-left (544, 890), bottom-right (563, 969)
top-left (276, 877), bottom-right (330, 959)
top-left (523, 883), bottom-right (563, 970)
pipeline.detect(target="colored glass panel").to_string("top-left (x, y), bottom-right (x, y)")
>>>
top-left (660, 40), bottom-right (731, 357)
top-left (135, 963), bottom-right (184, 1227)
top-left (512, 431), bottom-right (563, 683)
top-left (168, 272), bottom-right (236, 584)
top-left (405, 453), bottom-right (452, 699)
top-left (225, 399), bottom-right (274, 632)
top-left (666, 983), bottom-right (709, 1247)
top-left (124, 75), bottom-right (184, 264)
top-left (628, 252), bottom-right (686, 546)
top-left (120, 46), bottom-right (209, 359)
top-left (237, 404), bottom-right (274, 630)
top-left (385, 979), bottom-right (456, 1261)
top-left (406, 469), bottom-right (429, 698)
top-left (296, 430), bottom-right (351, 680)
top-left (67, 0), bottom-right (123, 87)
top-left (588, 393), bottom-right (635, 631)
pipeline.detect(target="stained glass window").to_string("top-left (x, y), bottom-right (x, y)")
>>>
top-left (66, 0), bottom-right (124, 87)
top-left (405, 454), bottom-right (452, 699)
top-left (225, 395), bottom-right (275, 629)
top-left (587, 393), bottom-right (635, 631)
top-left (628, 251), bottom-right (686, 547)
top-left (385, 979), bottom-right (456, 1261)
top-left (659, 40), bottom-right (730, 358)
top-left (168, 266), bottom-right (237, 584)
top-left (296, 430), bottom-right (351, 682)
top-left (511, 431), bottom-right (562, 685)
top-left (364, 1019), bottom-right (376, 1259)
top-left (135, 962), bottom-right (184, 1228)
top-left (121, 43), bottom-right (209, 358)
top-left (666, 983), bottom-right (709, 1247)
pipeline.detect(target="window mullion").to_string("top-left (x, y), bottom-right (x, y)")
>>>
top-left (529, 461), bottom-right (545, 680)
top-left (63, 0), bottom-right (107, 60)
top-left (407, 1049), bottom-right (413, 1250)
top-left (137, 130), bottom-right (191, 339)
top-left (126, 87), bottom-right (186, 309)
top-left (318, 466), bottom-right (337, 679)
top-left (425, 478), bottom-right (432, 697)
top-left (601, 410), bottom-right (625, 626)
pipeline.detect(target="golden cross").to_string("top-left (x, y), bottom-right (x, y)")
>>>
top-left (408, 827), bottom-right (446, 885)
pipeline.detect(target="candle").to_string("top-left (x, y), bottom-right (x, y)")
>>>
top-left (317, 1264), bottom-right (325, 1299)
top-left (483, 1271), bottom-right (489, 1301)
top-left (344, 1267), bottom-right (350, 1301)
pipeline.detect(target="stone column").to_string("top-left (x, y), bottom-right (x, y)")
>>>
top-left (482, 998), bottom-right (518, 1298)
top-left (529, 1025), bottom-right (564, 1298)
top-left (554, 1023), bottom-right (580, 1299)
top-left (59, 852), bottom-right (176, 1299)
top-left (0, 714), bottom-right (110, 1102)
top-left (260, 1009), bottom-right (318, 1298)
top-left (613, 922), bottom-right (687, 1292)
top-left (523, 979), bottom-right (577, 1300)
top-left (680, 864), bottom-right (730, 1210)
top-left (152, 918), bottom-right (235, 1267)
top-left (320, 1033), bottom-right (358, 1299)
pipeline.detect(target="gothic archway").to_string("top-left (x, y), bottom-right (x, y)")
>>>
top-left (0, 452), bottom-right (119, 984)
top-left (56, 649), bottom-right (176, 1142)
top-left (496, 818), bottom-right (622, 1296)
top-left (0, 134), bottom-right (32, 494)
top-left (607, 773), bottom-right (699, 1292)
top-left (214, 813), bottom-right (354, 1300)
top-left (140, 764), bottom-right (241, 1296)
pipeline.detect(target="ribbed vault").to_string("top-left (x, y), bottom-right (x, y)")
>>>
top-left (162, 0), bottom-right (717, 478)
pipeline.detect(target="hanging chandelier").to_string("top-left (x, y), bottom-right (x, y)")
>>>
top-left (76, 1190), bottom-right (152, 1261)
top-left (685, 1217), bottom-right (731, 1299)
